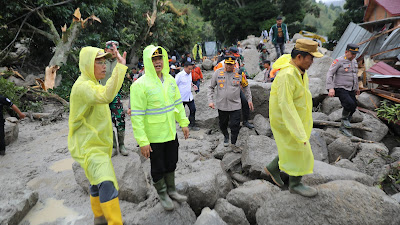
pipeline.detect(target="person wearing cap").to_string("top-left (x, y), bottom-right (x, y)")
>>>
top-left (208, 55), bottom-right (253, 152)
top-left (99, 41), bottom-right (129, 157)
top-left (130, 45), bottom-right (190, 211)
top-left (68, 44), bottom-right (127, 224)
top-left (175, 61), bottom-right (200, 131)
top-left (269, 16), bottom-right (289, 58)
top-left (264, 39), bottom-right (322, 198)
top-left (326, 44), bottom-right (360, 137)
top-left (259, 45), bottom-right (269, 70)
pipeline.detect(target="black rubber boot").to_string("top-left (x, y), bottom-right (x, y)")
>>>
top-left (341, 109), bottom-right (352, 128)
top-left (289, 176), bottom-right (318, 197)
top-left (165, 172), bottom-right (187, 202)
top-left (223, 134), bottom-right (229, 147)
top-left (264, 156), bottom-right (284, 187)
top-left (340, 123), bottom-right (352, 137)
top-left (153, 178), bottom-right (174, 211)
top-left (243, 121), bottom-right (254, 129)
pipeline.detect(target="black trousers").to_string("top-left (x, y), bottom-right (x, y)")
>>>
top-left (240, 90), bottom-right (249, 122)
top-left (334, 88), bottom-right (357, 114)
top-left (218, 109), bottom-right (241, 144)
top-left (0, 121), bottom-right (5, 153)
top-left (89, 181), bottom-right (118, 203)
top-left (149, 136), bottom-right (179, 182)
top-left (183, 100), bottom-right (196, 127)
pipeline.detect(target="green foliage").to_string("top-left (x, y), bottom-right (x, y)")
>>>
top-left (328, 0), bottom-right (365, 42)
top-left (375, 100), bottom-right (400, 124)
top-left (50, 61), bottom-right (80, 101)
top-left (281, 0), bottom-right (320, 25)
top-left (378, 161), bottom-right (400, 195)
top-left (302, 2), bottom-right (343, 36)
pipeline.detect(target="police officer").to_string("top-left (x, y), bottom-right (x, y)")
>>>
top-left (326, 43), bottom-right (360, 137)
top-left (208, 55), bottom-right (253, 152)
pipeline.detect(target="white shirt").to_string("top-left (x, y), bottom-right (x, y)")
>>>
top-left (175, 70), bottom-right (193, 102)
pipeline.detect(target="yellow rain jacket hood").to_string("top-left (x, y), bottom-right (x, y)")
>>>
top-left (269, 54), bottom-right (314, 176)
top-left (68, 46), bottom-right (127, 189)
top-left (130, 45), bottom-right (189, 146)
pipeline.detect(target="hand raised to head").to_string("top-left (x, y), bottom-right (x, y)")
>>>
top-left (112, 43), bottom-right (127, 65)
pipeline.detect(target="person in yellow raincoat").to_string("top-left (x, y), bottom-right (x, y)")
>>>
top-left (68, 43), bottom-right (127, 224)
top-left (264, 39), bottom-right (323, 198)
top-left (130, 45), bottom-right (190, 211)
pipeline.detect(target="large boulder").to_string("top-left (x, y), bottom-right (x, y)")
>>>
top-left (352, 143), bottom-right (390, 179)
top-left (321, 97), bottom-right (341, 115)
top-left (240, 35), bottom-right (262, 48)
top-left (302, 160), bottom-right (374, 186)
top-left (283, 43), bottom-right (295, 54)
top-left (253, 114), bottom-right (272, 137)
top-left (243, 48), bottom-right (261, 76)
top-left (312, 112), bottom-right (329, 121)
top-left (292, 33), bottom-right (304, 42)
top-left (256, 180), bottom-right (400, 225)
top-left (214, 198), bottom-right (250, 225)
top-left (391, 147), bottom-right (400, 161)
top-left (194, 207), bottom-right (227, 225)
top-left (327, 136), bottom-right (356, 163)
top-left (175, 159), bottom-right (232, 214)
top-left (194, 79), bottom-right (218, 129)
top-left (328, 108), bottom-right (364, 122)
top-left (334, 159), bottom-right (360, 172)
top-left (248, 81), bottom-right (272, 119)
top-left (202, 59), bottom-right (213, 71)
top-left (226, 180), bottom-right (280, 224)
top-left (241, 135), bottom-right (277, 177)
top-left (72, 152), bottom-right (148, 203)
top-left (4, 119), bottom-right (19, 146)
top-left (309, 129), bottom-right (329, 162)
top-left (0, 177), bottom-right (38, 225)
top-left (307, 55), bottom-right (334, 85)
top-left (353, 113), bottom-right (389, 142)
top-left (357, 92), bottom-right (381, 110)
top-left (309, 77), bottom-right (326, 101)
top-left (253, 69), bottom-right (267, 82)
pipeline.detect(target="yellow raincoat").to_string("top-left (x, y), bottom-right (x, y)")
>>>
top-left (68, 46), bottom-right (128, 189)
top-left (130, 45), bottom-right (189, 147)
top-left (269, 54), bottom-right (314, 176)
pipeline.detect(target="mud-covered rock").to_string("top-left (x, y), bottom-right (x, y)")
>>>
top-left (214, 198), bottom-right (250, 225)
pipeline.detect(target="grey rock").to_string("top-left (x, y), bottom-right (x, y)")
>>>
top-left (195, 79), bottom-right (219, 129)
top-left (312, 112), bottom-right (329, 121)
top-left (248, 81), bottom-right (272, 119)
top-left (334, 159), bottom-right (360, 172)
top-left (221, 152), bottom-right (242, 172)
top-left (241, 135), bottom-right (277, 177)
top-left (391, 147), bottom-right (400, 162)
top-left (176, 159), bottom-right (232, 214)
top-left (0, 178), bottom-right (38, 225)
top-left (202, 59), bottom-right (213, 71)
top-left (310, 129), bottom-right (329, 162)
top-left (353, 113), bottom-right (388, 142)
top-left (283, 43), bottom-right (295, 54)
top-left (357, 92), bottom-right (381, 110)
top-left (302, 160), bottom-right (374, 186)
top-left (243, 48), bottom-right (261, 76)
top-left (253, 69), bottom-right (267, 82)
top-left (383, 136), bottom-right (400, 155)
top-left (256, 180), bottom-right (400, 225)
top-left (253, 114), bottom-right (272, 136)
top-left (391, 193), bottom-right (400, 204)
top-left (194, 207), bottom-right (227, 225)
top-left (214, 198), bottom-right (250, 225)
top-left (240, 35), bottom-right (262, 49)
top-left (321, 97), bottom-right (341, 115)
top-left (307, 55), bottom-right (334, 86)
top-left (292, 33), bottom-right (304, 42)
top-left (328, 108), bottom-right (364, 122)
top-left (213, 141), bottom-right (232, 160)
top-left (4, 120), bottom-right (19, 146)
top-left (231, 173), bottom-right (252, 183)
top-left (327, 136), bottom-right (356, 163)
top-left (0, 67), bottom-right (7, 73)
top-left (226, 180), bottom-right (280, 224)
top-left (72, 152), bottom-right (148, 203)
top-left (7, 76), bottom-right (25, 87)
top-left (309, 78), bottom-right (326, 100)
top-left (352, 143), bottom-right (390, 179)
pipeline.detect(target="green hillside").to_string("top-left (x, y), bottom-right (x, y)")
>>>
top-left (302, 2), bottom-right (343, 36)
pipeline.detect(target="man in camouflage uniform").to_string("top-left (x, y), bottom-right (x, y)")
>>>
top-left (259, 45), bottom-right (269, 70)
top-left (100, 40), bottom-right (129, 156)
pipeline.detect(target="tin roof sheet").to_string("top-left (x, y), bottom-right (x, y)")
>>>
top-left (367, 61), bottom-right (400, 75)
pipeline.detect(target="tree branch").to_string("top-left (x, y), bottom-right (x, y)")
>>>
top-left (36, 9), bottom-right (61, 44)
top-left (25, 23), bottom-right (56, 42)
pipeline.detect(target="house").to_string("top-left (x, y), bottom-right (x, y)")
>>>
top-left (362, 0), bottom-right (400, 31)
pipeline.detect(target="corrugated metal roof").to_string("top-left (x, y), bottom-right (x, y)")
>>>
top-left (376, 27), bottom-right (400, 59)
top-left (331, 22), bottom-right (373, 59)
top-left (366, 61), bottom-right (400, 75)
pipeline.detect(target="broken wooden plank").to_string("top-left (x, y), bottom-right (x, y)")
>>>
top-left (313, 120), bottom-right (372, 132)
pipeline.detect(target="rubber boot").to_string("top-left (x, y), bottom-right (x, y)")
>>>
top-left (340, 123), bottom-right (352, 137)
top-left (117, 131), bottom-right (129, 156)
top-left (100, 197), bottom-right (123, 225)
top-left (243, 121), bottom-right (254, 129)
top-left (165, 172), bottom-right (187, 202)
top-left (154, 178), bottom-right (174, 211)
top-left (264, 156), bottom-right (284, 187)
top-left (341, 109), bottom-right (352, 128)
top-left (90, 196), bottom-right (107, 225)
top-left (223, 134), bottom-right (229, 147)
top-left (111, 131), bottom-right (118, 157)
top-left (289, 176), bottom-right (318, 197)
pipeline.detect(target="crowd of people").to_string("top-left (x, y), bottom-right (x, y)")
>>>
top-left (0, 13), bottom-right (363, 225)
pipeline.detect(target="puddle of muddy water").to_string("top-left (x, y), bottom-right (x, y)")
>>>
top-left (49, 158), bottom-right (74, 172)
top-left (21, 198), bottom-right (82, 225)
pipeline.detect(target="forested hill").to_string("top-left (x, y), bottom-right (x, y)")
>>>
top-left (303, 2), bottom-right (343, 36)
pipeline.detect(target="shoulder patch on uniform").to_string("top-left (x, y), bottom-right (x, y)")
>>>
top-left (332, 59), bottom-right (338, 65)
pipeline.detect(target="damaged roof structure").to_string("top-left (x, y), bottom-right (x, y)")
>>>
top-left (332, 0), bottom-right (400, 104)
